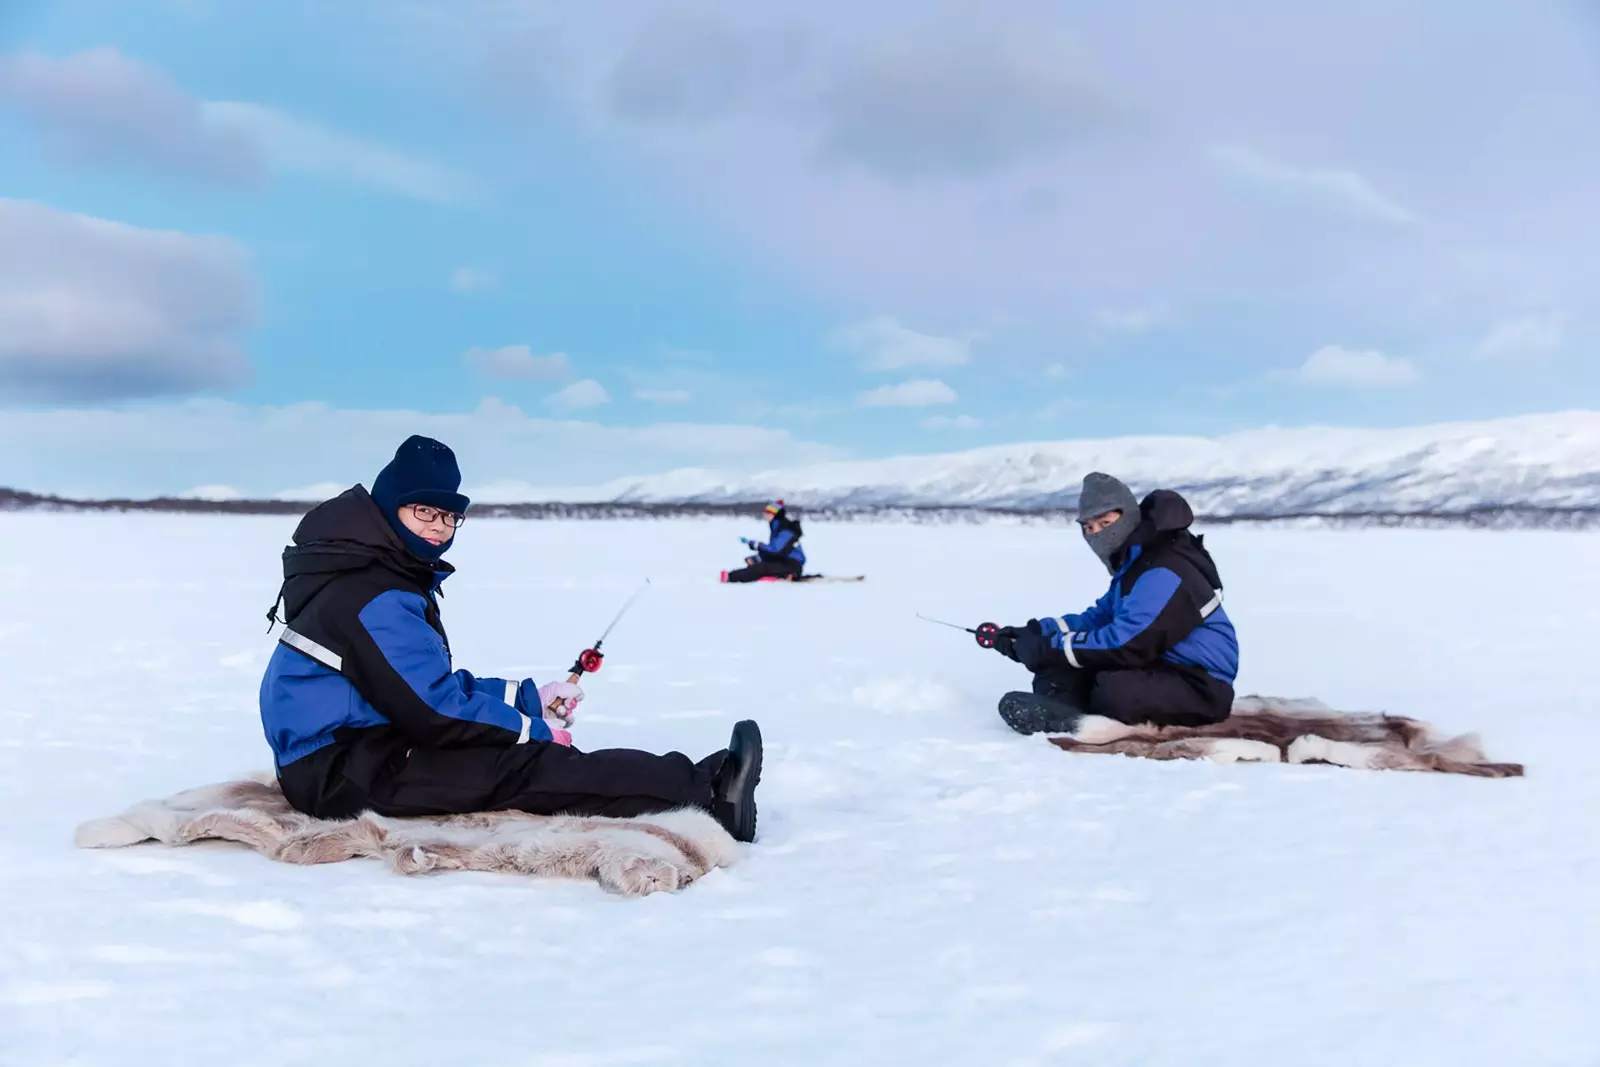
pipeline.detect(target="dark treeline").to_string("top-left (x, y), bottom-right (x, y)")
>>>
top-left (3, 487), bottom-right (1598, 529)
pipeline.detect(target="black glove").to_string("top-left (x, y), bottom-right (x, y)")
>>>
top-left (992, 621), bottom-right (1041, 661)
top-left (1011, 629), bottom-right (1064, 671)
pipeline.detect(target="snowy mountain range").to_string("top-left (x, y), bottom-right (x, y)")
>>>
top-left (473, 411), bottom-right (1600, 517)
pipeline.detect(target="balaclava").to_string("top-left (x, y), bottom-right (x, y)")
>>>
top-left (1077, 472), bottom-right (1139, 572)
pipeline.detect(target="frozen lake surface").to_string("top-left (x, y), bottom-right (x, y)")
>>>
top-left (0, 514), bottom-right (1594, 1066)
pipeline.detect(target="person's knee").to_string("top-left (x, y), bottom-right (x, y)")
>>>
top-left (1030, 665), bottom-right (1081, 700)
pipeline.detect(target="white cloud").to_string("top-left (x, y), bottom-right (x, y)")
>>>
top-left (0, 397), bottom-right (843, 499)
top-left (1044, 363), bottom-right (1069, 379)
top-left (1474, 312), bottom-right (1568, 361)
top-left (0, 48), bottom-right (468, 203)
top-left (1209, 145), bottom-right (1417, 226)
top-left (857, 378), bottom-right (957, 407)
top-left (463, 345), bottom-right (570, 380)
top-left (424, 4), bottom-right (1600, 356)
top-left (451, 266), bottom-right (498, 293)
top-left (546, 378), bottom-right (611, 410)
top-left (920, 414), bottom-right (981, 430)
top-left (0, 198), bottom-right (257, 402)
top-left (831, 315), bottom-right (972, 370)
top-left (202, 101), bottom-right (473, 205)
top-left (634, 389), bottom-right (692, 404)
top-left (1095, 305), bottom-right (1170, 334)
top-left (0, 47), bottom-right (261, 182)
top-left (1296, 345), bottom-right (1420, 388)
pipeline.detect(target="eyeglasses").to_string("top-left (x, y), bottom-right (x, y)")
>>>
top-left (406, 503), bottom-right (466, 528)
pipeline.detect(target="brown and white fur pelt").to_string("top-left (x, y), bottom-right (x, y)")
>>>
top-left (74, 772), bottom-right (740, 897)
top-left (1047, 696), bottom-right (1524, 777)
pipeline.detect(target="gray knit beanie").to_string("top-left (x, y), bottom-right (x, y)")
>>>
top-left (1077, 472), bottom-right (1139, 572)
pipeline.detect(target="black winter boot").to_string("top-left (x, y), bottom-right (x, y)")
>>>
top-left (711, 720), bottom-right (762, 843)
top-left (998, 691), bottom-right (1084, 736)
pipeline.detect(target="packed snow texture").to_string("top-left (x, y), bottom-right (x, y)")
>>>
top-left (1, 514), bottom-right (1596, 1066)
top-left (474, 410), bottom-right (1600, 515)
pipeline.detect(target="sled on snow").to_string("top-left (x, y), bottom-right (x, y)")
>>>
top-left (718, 571), bottom-right (865, 584)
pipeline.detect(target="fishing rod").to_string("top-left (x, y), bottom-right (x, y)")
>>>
top-left (915, 612), bottom-right (1001, 650)
top-left (546, 577), bottom-right (651, 723)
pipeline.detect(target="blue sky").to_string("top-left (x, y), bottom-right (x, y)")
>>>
top-left (1, 0), bottom-right (1597, 497)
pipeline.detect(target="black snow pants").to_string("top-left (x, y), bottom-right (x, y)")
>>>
top-left (724, 557), bottom-right (804, 583)
top-left (1029, 661), bottom-right (1233, 730)
top-left (278, 732), bottom-right (726, 821)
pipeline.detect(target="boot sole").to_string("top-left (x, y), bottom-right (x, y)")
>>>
top-left (998, 692), bottom-right (1083, 736)
top-left (723, 720), bottom-right (763, 843)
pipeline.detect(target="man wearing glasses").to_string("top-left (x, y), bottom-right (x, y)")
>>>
top-left (258, 436), bottom-right (762, 843)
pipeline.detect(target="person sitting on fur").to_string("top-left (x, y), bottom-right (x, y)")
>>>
top-left (259, 435), bottom-right (762, 842)
top-left (992, 472), bottom-right (1239, 737)
top-left (722, 500), bottom-right (806, 583)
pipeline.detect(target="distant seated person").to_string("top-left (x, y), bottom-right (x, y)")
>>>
top-left (722, 500), bottom-right (806, 583)
top-left (992, 472), bottom-right (1239, 737)
top-left (259, 435), bottom-right (762, 842)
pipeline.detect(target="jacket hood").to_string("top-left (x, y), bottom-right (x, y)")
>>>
top-left (277, 487), bottom-right (451, 620)
top-left (1112, 489), bottom-right (1222, 589)
top-left (1140, 489), bottom-right (1195, 533)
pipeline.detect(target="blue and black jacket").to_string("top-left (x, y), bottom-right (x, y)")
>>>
top-left (259, 488), bottom-right (554, 789)
top-left (749, 512), bottom-right (805, 566)
top-left (1037, 490), bottom-right (1239, 685)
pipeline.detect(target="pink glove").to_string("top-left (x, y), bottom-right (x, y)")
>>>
top-left (548, 727), bottom-right (572, 747)
top-left (538, 680), bottom-right (584, 728)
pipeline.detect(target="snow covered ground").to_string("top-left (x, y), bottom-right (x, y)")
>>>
top-left (1, 514), bottom-right (1595, 1066)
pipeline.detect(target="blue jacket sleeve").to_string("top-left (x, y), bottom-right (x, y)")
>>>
top-left (757, 528), bottom-right (790, 554)
top-left (1038, 586), bottom-right (1116, 639)
top-left (346, 590), bottom-right (555, 748)
top-left (1048, 567), bottom-right (1201, 670)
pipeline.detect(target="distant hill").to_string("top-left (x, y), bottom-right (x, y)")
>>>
top-left (510, 410), bottom-right (1600, 519)
top-left (7, 411), bottom-right (1599, 528)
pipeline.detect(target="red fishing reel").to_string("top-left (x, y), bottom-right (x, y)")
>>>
top-left (572, 647), bottom-right (605, 675)
top-left (914, 613), bottom-right (1007, 652)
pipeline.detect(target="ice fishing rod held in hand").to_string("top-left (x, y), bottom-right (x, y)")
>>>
top-left (916, 613), bottom-right (1001, 650)
top-left (546, 578), bottom-right (652, 724)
